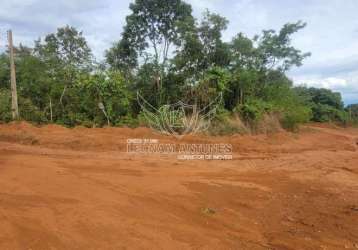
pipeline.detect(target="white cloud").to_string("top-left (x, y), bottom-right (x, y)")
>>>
top-left (291, 71), bottom-right (358, 105)
top-left (294, 77), bottom-right (348, 89)
top-left (190, 0), bottom-right (219, 12)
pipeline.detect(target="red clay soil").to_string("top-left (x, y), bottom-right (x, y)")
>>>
top-left (0, 122), bottom-right (357, 250)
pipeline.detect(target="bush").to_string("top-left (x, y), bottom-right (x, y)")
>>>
top-left (234, 99), bottom-right (274, 127)
top-left (19, 97), bottom-right (47, 124)
top-left (56, 112), bottom-right (93, 127)
top-left (115, 115), bottom-right (139, 128)
top-left (312, 104), bottom-right (349, 124)
top-left (281, 106), bottom-right (312, 131)
top-left (137, 111), bottom-right (149, 127)
top-left (257, 112), bottom-right (283, 134)
top-left (0, 89), bottom-right (47, 124)
top-left (208, 109), bottom-right (248, 135)
top-left (0, 89), bottom-right (12, 122)
top-left (232, 97), bottom-right (312, 132)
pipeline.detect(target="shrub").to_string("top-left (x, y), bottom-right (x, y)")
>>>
top-left (281, 106), bottom-right (312, 131)
top-left (232, 97), bottom-right (312, 132)
top-left (0, 89), bottom-right (46, 124)
top-left (312, 104), bottom-right (349, 124)
top-left (137, 111), bottom-right (149, 127)
top-left (19, 97), bottom-right (47, 124)
top-left (257, 112), bottom-right (283, 134)
top-left (208, 109), bottom-right (248, 135)
top-left (0, 89), bottom-right (12, 122)
top-left (115, 115), bottom-right (139, 128)
top-left (234, 99), bottom-right (275, 131)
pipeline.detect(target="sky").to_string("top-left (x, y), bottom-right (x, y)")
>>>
top-left (0, 0), bottom-right (357, 105)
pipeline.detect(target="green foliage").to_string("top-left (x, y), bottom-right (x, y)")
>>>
top-left (209, 108), bottom-right (247, 135)
top-left (235, 99), bottom-right (274, 123)
top-left (198, 10), bottom-right (230, 69)
top-left (0, 1), bottom-right (350, 133)
top-left (347, 104), bottom-right (358, 124)
top-left (193, 67), bottom-right (229, 109)
top-left (141, 104), bottom-right (186, 134)
top-left (294, 86), bottom-right (348, 124)
top-left (0, 89), bottom-right (12, 122)
top-left (0, 55), bottom-right (10, 89)
top-left (35, 25), bottom-right (92, 70)
top-left (255, 21), bottom-right (311, 71)
top-left (18, 97), bottom-right (47, 124)
top-left (105, 39), bottom-right (137, 73)
top-left (71, 70), bottom-right (131, 126)
top-left (119, 0), bottom-right (194, 69)
top-left (312, 104), bottom-right (348, 123)
top-left (281, 106), bottom-right (312, 131)
top-left (0, 89), bottom-right (47, 124)
top-left (137, 111), bottom-right (150, 126)
top-left (115, 115), bottom-right (139, 128)
top-left (230, 33), bottom-right (256, 69)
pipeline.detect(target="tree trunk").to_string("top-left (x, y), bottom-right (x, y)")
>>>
top-left (59, 85), bottom-right (67, 108)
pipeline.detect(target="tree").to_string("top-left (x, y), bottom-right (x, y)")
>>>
top-left (173, 10), bottom-right (230, 82)
top-left (75, 70), bottom-right (131, 126)
top-left (124, 0), bottom-right (193, 65)
top-left (255, 21), bottom-right (311, 72)
top-left (14, 45), bottom-right (49, 109)
top-left (0, 53), bottom-right (10, 89)
top-left (107, 0), bottom-right (195, 103)
top-left (347, 104), bottom-right (358, 122)
top-left (3, 2), bottom-right (347, 131)
top-left (34, 25), bottom-right (92, 109)
top-left (197, 10), bottom-right (230, 70)
top-left (230, 33), bottom-right (257, 70)
top-left (294, 86), bottom-right (346, 122)
top-left (106, 38), bottom-right (138, 74)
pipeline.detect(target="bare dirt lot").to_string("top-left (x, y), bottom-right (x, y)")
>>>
top-left (0, 122), bottom-right (357, 250)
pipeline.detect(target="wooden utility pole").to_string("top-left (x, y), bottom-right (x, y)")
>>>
top-left (7, 30), bottom-right (19, 120)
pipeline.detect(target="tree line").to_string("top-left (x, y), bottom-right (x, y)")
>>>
top-left (0, 0), bottom-right (357, 133)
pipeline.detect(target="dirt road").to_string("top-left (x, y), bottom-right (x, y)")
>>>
top-left (0, 122), bottom-right (357, 249)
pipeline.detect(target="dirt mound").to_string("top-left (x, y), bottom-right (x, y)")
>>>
top-left (0, 122), bottom-right (356, 153)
